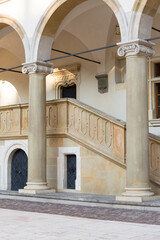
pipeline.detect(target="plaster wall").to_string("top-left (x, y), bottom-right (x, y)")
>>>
top-left (0, 48), bottom-right (29, 104)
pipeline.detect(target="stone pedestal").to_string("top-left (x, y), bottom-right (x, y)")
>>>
top-left (116, 40), bottom-right (155, 201)
top-left (20, 61), bottom-right (54, 194)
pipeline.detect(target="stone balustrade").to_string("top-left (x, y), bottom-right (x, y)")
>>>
top-left (0, 99), bottom-right (159, 185)
top-left (149, 134), bottom-right (160, 185)
top-left (67, 100), bottom-right (126, 165)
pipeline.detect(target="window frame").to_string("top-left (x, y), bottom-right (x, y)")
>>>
top-left (148, 57), bottom-right (160, 126)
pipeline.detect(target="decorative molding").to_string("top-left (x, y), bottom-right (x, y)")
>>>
top-left (51, 64), bottom-right (81, 99)
top-left (95, 74), bottom-right (108, 93)
top-left (53, 64), bottom-right (80, 85)
top-left (117, 39), bottom-right (155, 57)
top-left (22, 61), bottom-right (53, 75)
top-left (149, 119), bottom-right (160, 127)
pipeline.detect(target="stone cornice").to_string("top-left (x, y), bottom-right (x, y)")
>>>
top-left (22, 61), bottom-right (53, 75)
top-left (117, 39), bottom-right (155, 57)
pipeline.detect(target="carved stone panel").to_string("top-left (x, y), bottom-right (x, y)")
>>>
top-left (0, 108), bottom-right (21, 136)
top-left (51, 64), bottom-right (81, 99)
top-left (21, 107), bottom-right (28, 134)
top-left (48, 105), bottom-right (58, 129)
top-left (113, 125), bottom-right (125, 158)
top-left (97, 118), bottom-right (104, 144)
top-left (149, 140), bottom-right (160, 184)
top-left (105, 122), bottom-right (113, 149)
top-left (81, 110), bottom-right (87, 135)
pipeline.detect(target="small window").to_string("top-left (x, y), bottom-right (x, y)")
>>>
top-left (60, 84), bottom-right (76, 99)
top-left (156, 83), bottom-right (160, 118)
top-left (155, 63), bottom-right (160, 77)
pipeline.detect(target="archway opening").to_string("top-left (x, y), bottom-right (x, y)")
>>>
top-left (0, 22), bottom-right (29, 104)
top-left (39, 0), bottom-right (126, 120)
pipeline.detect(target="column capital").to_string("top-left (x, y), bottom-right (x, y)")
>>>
top-left (22, 61), bottom-right (53, 75)
top-left (117, 39), bottom-right (155, 57)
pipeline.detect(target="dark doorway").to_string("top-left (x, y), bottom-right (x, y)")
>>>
top-left (11, 149), bottom-right (28, 191)
top-left (67, 155), bottom-right (76, 189)
top-left (61, 85), bottom-right (76, 99)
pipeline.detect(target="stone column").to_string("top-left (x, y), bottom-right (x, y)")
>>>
top-left (20, 61), bottom-right (53, 194)
top-left (117, 40), bottom-right (155, 200)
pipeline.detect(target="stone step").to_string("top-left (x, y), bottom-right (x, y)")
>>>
top-left (0, 190), bottom-right (160, 212)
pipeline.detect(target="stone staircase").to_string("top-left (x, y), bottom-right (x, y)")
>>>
top-left (0, 98), bottom-right (160, 186)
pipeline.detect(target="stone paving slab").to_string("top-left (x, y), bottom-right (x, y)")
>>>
top-left (0, 208), bottom-right (160, 240)
top-left (0, 198), bottom-right (160, 225)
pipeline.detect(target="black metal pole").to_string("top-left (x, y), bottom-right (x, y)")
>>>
top-left (0, 65), bottom-right (22, 73)
top-left (44, 44), bottom-right (117, 63)
top-left (152, 27), bottom-right (160, 33)
top-left (2, 35), bottom-right (160, 74)
top-left (52, 48), bottom-right (101, 64)
top-left (0, 67), bottom-right (22, 74)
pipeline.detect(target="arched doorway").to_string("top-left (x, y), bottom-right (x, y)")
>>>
top-left (11, 149), bottom-right (28, 191)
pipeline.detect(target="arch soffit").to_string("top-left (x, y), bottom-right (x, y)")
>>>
top-left (0, 14), bottom-right (30, 62)
top-left (31, 0), bottom-right (128, 61)
top-left (129, 0), bottom-right (160, 40)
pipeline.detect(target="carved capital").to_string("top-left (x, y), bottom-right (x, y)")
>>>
top-left (22, 61), bottom-right (53, 75)
top-left (117, 39), bottom-right (155, 57)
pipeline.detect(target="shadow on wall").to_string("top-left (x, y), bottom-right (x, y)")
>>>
top-left (0, 80), bottom-right (20, 106)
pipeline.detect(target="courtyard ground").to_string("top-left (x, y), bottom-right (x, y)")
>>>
top-left (0, 197), bottom-right (160, 239)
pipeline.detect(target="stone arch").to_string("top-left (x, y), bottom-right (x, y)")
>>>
top-left (0, 14), bottom-right (30, 62)
top-left (129, 0), bottom-right (160, 40)
top-left (2, 142), bottom-right (28, 190)
top-left (30, 0), bottom-right (128, 61)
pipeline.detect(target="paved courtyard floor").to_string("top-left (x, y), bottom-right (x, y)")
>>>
top-left (0, 208), bottom-right (160, 240)
top-left (0, 198), bottom-right (160, 239)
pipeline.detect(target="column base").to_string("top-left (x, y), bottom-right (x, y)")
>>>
top-left (116, 187), bottom-right (155, 202)
top-left (19, 182), bottom-right (56, 194)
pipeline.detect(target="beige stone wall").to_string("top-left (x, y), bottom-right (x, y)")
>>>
top-left (46, 138), bottom-right (62, 189)
top-left (46, 137), bottom-right (126, 195)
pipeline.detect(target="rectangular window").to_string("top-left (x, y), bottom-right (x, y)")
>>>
top-left (156, 83), bottom-right (160, 118)
top-left (155, 63), bottom-right (160, 78)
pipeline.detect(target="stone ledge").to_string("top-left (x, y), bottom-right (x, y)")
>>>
top-left (19, 189), bottom-right (56, 195)
top-left (116, 195), bottom-right (160, 203)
